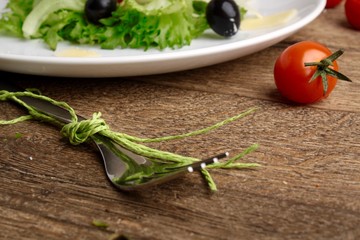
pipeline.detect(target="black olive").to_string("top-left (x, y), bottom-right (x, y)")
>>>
top-left (206, 0), bottom-right (240, 37)
top-left (85, 0), bottom-right (117, 24)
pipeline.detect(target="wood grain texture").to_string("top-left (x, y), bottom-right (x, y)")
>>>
top-left (1, 4), bottom-right (359, 240)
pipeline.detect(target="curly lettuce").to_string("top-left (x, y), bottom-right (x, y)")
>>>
top-left (0, 0), bottom-right (209, 50)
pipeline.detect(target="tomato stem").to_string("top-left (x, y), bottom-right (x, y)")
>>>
top-left (304, 49), bottom-right (352, 95)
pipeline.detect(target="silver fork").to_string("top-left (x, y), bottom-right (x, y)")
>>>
top-left (0, 81), bottom-right (229, 190)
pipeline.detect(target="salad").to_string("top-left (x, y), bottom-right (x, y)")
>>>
top-left (0, 0), bottom-right (249, 51)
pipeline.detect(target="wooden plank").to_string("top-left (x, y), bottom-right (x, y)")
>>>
top-left (1, 79), bottom-right (359, 239)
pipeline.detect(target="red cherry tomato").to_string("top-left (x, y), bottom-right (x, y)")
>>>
top-left (274, 41), bottom-right (340, 104)
top-left (345, 0), bottom-right (360, 30)
top-left (326, 0), bottom-right (343, 8)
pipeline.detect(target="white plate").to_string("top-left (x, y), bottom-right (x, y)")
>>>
top-left (0, 0), bottom-right (325, 77)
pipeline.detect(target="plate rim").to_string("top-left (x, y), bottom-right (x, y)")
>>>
top-left (0, 0), bottom-right (326, 76)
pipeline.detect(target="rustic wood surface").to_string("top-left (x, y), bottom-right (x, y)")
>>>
top-left (1, 4), bottom-right (359, 240)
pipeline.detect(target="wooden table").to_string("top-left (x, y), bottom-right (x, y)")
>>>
top-left (1, 4), bottom-right (359, 240)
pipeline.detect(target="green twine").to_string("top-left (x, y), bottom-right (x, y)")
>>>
top-left (0, 89), bottom-right (260, 191)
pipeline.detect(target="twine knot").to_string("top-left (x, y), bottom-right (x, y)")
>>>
top-left (61, 112), bottom-right (109, 145)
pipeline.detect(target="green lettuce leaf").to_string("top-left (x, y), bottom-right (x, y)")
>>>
top-left (0, 0), bottom-right (34, 37)
top-left (0, 0), bottom-right (209, 50)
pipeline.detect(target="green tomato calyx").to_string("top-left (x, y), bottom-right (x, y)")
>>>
top-left (304, 49), bottom-right (352, 95)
